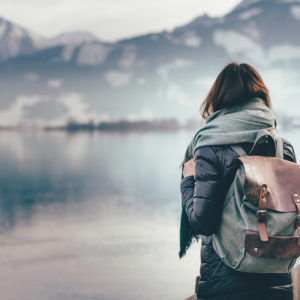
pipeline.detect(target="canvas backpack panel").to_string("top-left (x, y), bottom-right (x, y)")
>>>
top-left (212, 132), bottom-right (300, 273)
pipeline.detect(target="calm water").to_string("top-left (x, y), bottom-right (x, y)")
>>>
top-left (0, 129), bottom-right (299, 300)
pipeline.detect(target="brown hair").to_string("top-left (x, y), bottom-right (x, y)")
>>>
top-left (200, 62), bottom-right (271, 119)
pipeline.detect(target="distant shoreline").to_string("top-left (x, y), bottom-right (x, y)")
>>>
top-left (0, 115), bottom-right (299, 132)
top-left (0, 118), bottom-right (202, 132)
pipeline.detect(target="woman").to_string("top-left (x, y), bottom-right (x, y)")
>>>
top-left (180, 62), bottom-right (296, 300)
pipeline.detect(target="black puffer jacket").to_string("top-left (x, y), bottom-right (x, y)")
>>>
top-left (180, 138), bottom-right (296, 300)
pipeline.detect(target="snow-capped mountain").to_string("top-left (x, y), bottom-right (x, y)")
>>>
top-left (0, 17), bottom-right (101, 61)
top-left (1, 0), bottom-right (300, 126)
top-left (0, 16), bottom-right (38, 61)
top-left (35, 31), bottom-right (100, 49)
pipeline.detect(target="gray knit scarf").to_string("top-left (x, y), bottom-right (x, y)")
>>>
top-left (179, 97), bottom-right (278, 258)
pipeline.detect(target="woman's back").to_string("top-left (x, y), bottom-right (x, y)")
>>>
top-left (180, 138), bottom-right (296, 300)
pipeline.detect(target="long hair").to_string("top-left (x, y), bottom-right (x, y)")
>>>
top-left (200, 62), bottom-right (271, 119)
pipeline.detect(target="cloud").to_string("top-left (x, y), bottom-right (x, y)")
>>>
top-left (24, 73), bottom-right (39, 82)
top-left (0, 94), bottom-right (42, 126)
top-left (241, 23), bottom-right (260, 39)
top-left (238, 8), bottom-right (262, 20)
top-left (213, 30), bottom-right (300, 66)
top-left (181, 30), bottom-right (202, 48)
top-left (23, 96), bottom-right (67, 123)
top-left (268, 44), bottom-right (300, 63)
top-left (163, 32), bottom-right (181, 45)
top-left (55, 92), bottom-right (99, 123)
top-left (290, 5), bottom-right (300, 21)
top-left (156, 59), bottom-right (192, 80)
top-left (104, 71), bottom-right (132, 87)
top-left (47, 79), bottom-right (62, 88)
top-left (0, 92), bottom-right (112, 127)
top-left (263, 68), bottom-right (300, 116)
top-left (136, 77), bottom-right (147, 85)
top-left (127, 107), bottom-right (154, 121)
top-left (194, 76), bottom-right (215, 89)
top-left (166, 83), bottom-right (193, 106)
top-left (213, 29), bottom-right (264, 58)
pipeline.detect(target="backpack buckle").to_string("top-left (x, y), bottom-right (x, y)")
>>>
top-left (257, 209), bottom-right (267, 222)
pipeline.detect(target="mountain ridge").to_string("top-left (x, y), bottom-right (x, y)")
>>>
top-left (0, 0), bottom-right (300, 126)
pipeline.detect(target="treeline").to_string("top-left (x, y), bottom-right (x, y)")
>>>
top-left (1, 115), bottom-right (299, 132)
top-left (44, 118), bottom-right (201, 132)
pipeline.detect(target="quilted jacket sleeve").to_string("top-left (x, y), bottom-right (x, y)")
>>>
top-left (180, 146), bottom-right (224, 235)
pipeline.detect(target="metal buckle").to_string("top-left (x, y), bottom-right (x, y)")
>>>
top-left (257, 209), bottom-right (267, 222)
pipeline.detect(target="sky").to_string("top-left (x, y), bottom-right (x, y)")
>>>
top-left (0, 0), bottom-right (243, 42)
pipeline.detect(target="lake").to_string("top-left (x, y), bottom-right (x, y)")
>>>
top-left (0, 129), bottom-right (299, 300)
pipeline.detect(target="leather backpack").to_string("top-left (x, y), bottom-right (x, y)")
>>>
top-left (212, 131), bottom-right (300, 273)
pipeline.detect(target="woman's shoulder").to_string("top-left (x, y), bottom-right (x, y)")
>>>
top-left (194, 144), bottom-right (245, 172)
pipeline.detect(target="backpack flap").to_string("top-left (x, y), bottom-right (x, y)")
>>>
top-left (238, 156), bottom-right (300, 212)
top-left (238, 155), bottom-right (300, 259)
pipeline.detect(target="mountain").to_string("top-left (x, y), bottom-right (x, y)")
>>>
top-left (0, 16), bottom-right (38, 61)
top-left (35, 31), bottom-right (100, 49)
top-left (1, 0), bottom-right (300, 127)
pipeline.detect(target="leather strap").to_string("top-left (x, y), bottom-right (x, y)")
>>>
top-left (292, 192), bottom-right (300, 246)
top-left (257, 184), bottom-right (268, 242)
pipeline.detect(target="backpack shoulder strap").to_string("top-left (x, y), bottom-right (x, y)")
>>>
top-left (275, 136), bottom-right (284, 159)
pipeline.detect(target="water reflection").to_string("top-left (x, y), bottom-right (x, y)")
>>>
top-left (0, 130), bottom-right (200, 300)
top-left (0, 129), bottom-right (298, 300)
